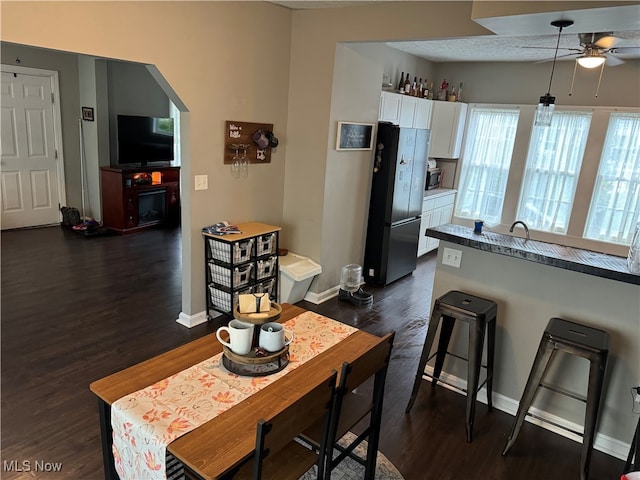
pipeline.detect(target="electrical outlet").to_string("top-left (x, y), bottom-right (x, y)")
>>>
top-left (195, 175), bottom-right (208, 191)
top-left (442, 247), bottom-right (462, 268)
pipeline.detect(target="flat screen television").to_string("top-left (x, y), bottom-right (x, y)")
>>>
top-left (117, 115), bottom-right (174, 166)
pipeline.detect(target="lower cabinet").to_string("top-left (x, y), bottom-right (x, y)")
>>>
top-left (418, 190), bottom-right (456, 256)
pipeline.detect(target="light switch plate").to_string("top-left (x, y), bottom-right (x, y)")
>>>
top-left (195, 175), bottom-right (208, 191)
top-left (442, 247), bottom-right (462, 268)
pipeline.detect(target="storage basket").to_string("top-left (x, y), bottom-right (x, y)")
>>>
top-left (255, 255), bottom-right (278, 281)
top-left (255, 233), bottom-right (277, 257)
top-left (208, 285), bottom-right (252, 313)
top-left (254, 278), bottom-right (277, 300)
top-left (208, 262), bottom-right (253, 288)
top-left (208, 238), bottom-right (255, 264)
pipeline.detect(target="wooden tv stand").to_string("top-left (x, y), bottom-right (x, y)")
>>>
top-left (100, 166), bottom-right (180, 234)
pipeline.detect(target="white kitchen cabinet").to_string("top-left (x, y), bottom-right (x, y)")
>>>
top-left (414, 98), bottom-right (433, 129)
top-left (418, 189), bottom-right (456, 256)
top-left (399, 95), bottom-right (418, 128)
top-left (429, 101), bottom-right (468, 159)
top-left (418, 206), bottom-right (433, 256)
top-left (379, 91), bottom-right (401, 125)
top-left (379, 91), bottom-right (432, 129)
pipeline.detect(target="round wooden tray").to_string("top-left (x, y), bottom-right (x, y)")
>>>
top-left (221, 345), bottom-right (289, 376)
top-left (233, 301), bottom-right (282, 324)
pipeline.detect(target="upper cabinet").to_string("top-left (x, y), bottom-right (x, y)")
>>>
top-left (428, 101), bottom-right (468, 159)
top-left (379, 92), bottom-right (432, 130)
top-left (379, 91), bottom-right (402, 125)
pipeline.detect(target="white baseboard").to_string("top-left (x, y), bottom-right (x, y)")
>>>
top-left (176, 310), bottom-right (209, 328)
top-left (306, 282), bottom-right (372, 305)
top-left (422, 366), bottom-right (630, 461)
top-left (304, 285), bottom-right (340, 304)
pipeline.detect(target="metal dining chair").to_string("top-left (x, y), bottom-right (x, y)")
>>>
top-left (298, 331), bottom-right (395, 480)
top-left (230, 369), bottom-right (338, 480)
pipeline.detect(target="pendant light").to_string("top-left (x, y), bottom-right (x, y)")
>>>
top-left (535, 19), bottom-right (574, 127)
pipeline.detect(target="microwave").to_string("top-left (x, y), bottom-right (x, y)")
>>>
top-left (426, 168), bottom-right (442, 190)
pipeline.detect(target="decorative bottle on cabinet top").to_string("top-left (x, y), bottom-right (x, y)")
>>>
top-left (628, 222), bottom-right (640, 273)
top-left (403, 73), bottom-right (411, 95)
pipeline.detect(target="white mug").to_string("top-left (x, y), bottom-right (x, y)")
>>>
top-left (259, 322), bottom-right (294, 352)
top-left (216, 319), bottom-right (255, 355)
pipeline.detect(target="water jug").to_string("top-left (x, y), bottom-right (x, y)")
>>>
top-left (340, 264), bottom-right (362, 292)
top-left (628, 222), bottom-right (640, 274)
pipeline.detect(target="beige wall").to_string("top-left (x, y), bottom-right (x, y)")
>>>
top-left (431, 241), bottom-right (640, 458)
top-left (283, 1), bottom-right (489, 294)
top-left (2, 1), bottom-right (638, 314)
top-left (282, 1), bottom-right (640, 296)
top-left (1, 1), bottom-right (293, 317)
top-left (432, 60), bottom-right (640, 106)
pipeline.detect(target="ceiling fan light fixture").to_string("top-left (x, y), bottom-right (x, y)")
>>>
top-left (576, 53), bottom-right (606, 69)
top-left (535, 94), bottom-right (556, 126)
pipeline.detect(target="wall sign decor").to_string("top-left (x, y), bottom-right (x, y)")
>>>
top-left (336, 122), bottom-right (375, 151)
top-left (224, 121), bottom-right (274, 164)
top-left (82, 107), bottom-right (94, 121)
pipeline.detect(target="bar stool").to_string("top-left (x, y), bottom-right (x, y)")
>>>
top-left (502, 317), bottom-right (609, 480)
top-left (405, 290), bottom-right (497, 442)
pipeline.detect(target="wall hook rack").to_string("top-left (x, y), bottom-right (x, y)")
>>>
top-left (224, 121), bottom-right (274, 165)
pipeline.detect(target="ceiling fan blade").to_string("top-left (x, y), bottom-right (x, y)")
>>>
top-left (594, 35), bottom-right (619, 49)
top-left (534, 52), bottom-right (578, 63)
top-left (610, 46), bottom-right (640, 55)
top-left (521, 46), bottom-right (582, 52)
top-left (604, 53), bottom-right (625, 66)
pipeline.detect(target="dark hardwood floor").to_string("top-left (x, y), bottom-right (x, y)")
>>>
top-left (1, 226), bottom-right (625, 479)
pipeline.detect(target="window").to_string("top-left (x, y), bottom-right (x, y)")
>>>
top-left (584, 112), bottom-right (640, 244)
top-left (454, 107), bottom-right (519, 225)
top-left (516, 111), bottom-right (592, 234)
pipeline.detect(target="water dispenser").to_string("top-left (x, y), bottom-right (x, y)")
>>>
top-left (338, 264), bottom-right (373, 306)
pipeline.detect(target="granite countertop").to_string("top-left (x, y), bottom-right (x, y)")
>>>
top-left (427, 223), bottom-right (640, 286)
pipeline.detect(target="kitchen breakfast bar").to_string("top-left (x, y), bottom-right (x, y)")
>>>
top-left (424, 223), bottom-right (639, 460)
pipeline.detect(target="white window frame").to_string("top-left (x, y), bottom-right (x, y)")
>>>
top-left (452, 104), bottom-right (639, 258)
top-left (516, 110), bottom-right (592, 234)
top-left (454, 106), bottom-right (520, 226)
top-left (584, 112), bottom-right (640, 244)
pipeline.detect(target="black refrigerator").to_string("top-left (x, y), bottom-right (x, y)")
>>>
top-left (364, 122), bottom-right (429, 285)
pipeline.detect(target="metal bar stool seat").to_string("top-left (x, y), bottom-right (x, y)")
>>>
top-left (406, 290), bottom-right (497, 442)
top-left (502, 317), bottom-right (609, 480)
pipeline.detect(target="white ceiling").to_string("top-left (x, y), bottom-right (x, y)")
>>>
top-left (269, 1), bottom-right (640, 64)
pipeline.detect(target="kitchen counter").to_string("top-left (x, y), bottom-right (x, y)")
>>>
top-left (424, 223), bottom-right (639, 460)
top-left (427, 223), bottom-right (639, 285)
top-left (424, 187), bottom-right (456, 199)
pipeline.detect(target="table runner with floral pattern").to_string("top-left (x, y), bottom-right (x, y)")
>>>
top-left (111, 311), bottom-right (357, 479)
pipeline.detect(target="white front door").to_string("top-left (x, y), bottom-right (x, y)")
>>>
top-left (1, 68), bottom-right (65, 229)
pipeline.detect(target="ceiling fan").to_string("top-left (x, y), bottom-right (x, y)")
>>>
top-left (531, 31), bottom-right (640, 68)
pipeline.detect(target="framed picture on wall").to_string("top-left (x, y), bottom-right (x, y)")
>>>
top-left (82, 107), bottom-right (94, 121)
top-left (336, 122), bottom-right (375, 151)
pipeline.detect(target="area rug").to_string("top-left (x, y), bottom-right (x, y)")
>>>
top-left (299, 431), bottom-right (405, 480)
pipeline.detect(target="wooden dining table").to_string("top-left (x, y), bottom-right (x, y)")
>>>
top-left (90, 304), bottom-right (382, 480)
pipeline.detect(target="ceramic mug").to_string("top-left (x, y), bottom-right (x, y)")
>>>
top-left (259, 322), bottom-right (294, 352)
top-left (216, 319), bottom-right (255, 355)
top-left (253, 129), bottom-right (270, 149)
